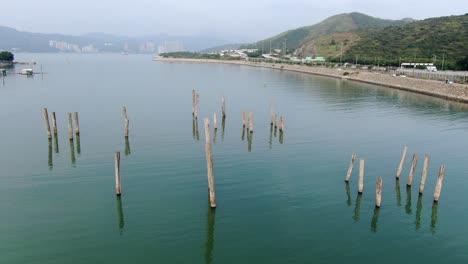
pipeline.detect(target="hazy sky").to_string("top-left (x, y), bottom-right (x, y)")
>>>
top-left (1, 0), bottom-right (467, 41)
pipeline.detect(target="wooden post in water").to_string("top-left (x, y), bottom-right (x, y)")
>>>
top-left (43, 108), bottom-right (52, 139)
top-left (221, 96), bottom-right (226, 118)
top-left (345, 153), bottom-right (356, 182)
top-left (406, 153), bottom-right (419, 186)
top-left (433, 165), bottom-right (445, 202)
top-left (115, 151), bottom-right (121, 196)
top-left (67, 112), bottom-right (74, 140)
top-left (248, 112), bottom-right (253, 132)
top-left (419, 155), bottom-right (430, 194)
top-left (204, 118), bottom-right (216, 208)
top-left (74, 112), bottom-right (80, 135)
top-left (192, 89), bottom-right (196, 115)
top-left (51, 112), bottom-right (58, 134)
top-left (242, 112), bottom-right (246, 127)
top-left (194, 93), bottom-right (200, 119)
top-left (213, 112), bottom-right (218, 129)
top-left (279, 117), bottom-right (285, 131)
top-left (123, 106), bottom-right (129, 137)
top-left (274, 114), bottom-right (278, 128)
top-left (396, 146), bottom-right (408, 179)
top-left (376, 177), bottom-right (383, 207)
top-left (358, 159), bottom-right (364, 193)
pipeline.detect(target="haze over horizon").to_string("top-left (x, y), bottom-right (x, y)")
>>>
top-left (1, 0), bottom-right (467, 42)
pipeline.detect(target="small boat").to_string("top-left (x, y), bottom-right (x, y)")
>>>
top-left (20, 69), bottom-right (33, 76)
top-left (121, 52), bottom-right (129, 55)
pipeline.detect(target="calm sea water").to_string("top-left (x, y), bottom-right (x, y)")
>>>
top-left (1, 53), bottom-right (468, 263)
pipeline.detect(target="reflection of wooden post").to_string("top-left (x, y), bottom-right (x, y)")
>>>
top-left (248, 112), bottom-right (253, 132)
top-left (376, 177), bottom-right (382, 207)
top-left (345, 153), bottom-right (356, 182)
top-left (221, 96), bottom-right (226, 118)
top-left (433, 165), bottom-right (445, 202)
top-left (67, 113), bottom-right (74, 140)
top-left (74, 112), bottom-right (80, 135)
top-left (358, 159), bottom-right (364, 193)
top-left (51, 111), bottom-right (58, 134)
top-left (213, 112), bottom-right (218, 129)
top-left (43, 108), bottom-right (52, 139)
top-left (115, 152), bottom-right (121, 196)
top-left (242, 112), bottom-right (246, 127)
top-left (204, 118), bottom-right (216, 208)
top-left (406, 154), bottom-right (419, 186)
top-left (419, 155), bottom-right (430, 194)
top-left (396, 146), bottom-right (408, 179)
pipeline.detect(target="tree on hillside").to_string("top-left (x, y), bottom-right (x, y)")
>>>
top-left (0, 51), bottom-right (14, 62)
top-left (456, 56), bottom-right (468, 71)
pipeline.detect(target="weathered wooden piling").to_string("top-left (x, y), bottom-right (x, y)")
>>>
top-left (419, 155), bottom-right (430, 194)
top-left (242, 112), bottom-right (246, 127)
top-left (358, 159), bottom-right (364, 193)
top-left (122, 106), bottom-right (129, 137)
top-left (279, 117), bottom-right (285, 131)
top-left (274, 114), bottom-right (278, 128)
top-left (204, 118), bottom-right (216, 208)
top-left (406, 153), bottom-right (419, 186)
top-left (43, 108), bottom-right (52, 139)
top-left (396, 146), bottom-right (408, 179)
top-left (213, 112), bottom-right (218, 129)
top-left (376, 177), bottom-right (383, 207)
top-left (194, 93), bottom-right (200, 119)
top-left (73, 112), bottom-right (80, 135)
top-left (221, 96), bottom-right (226, 118)
top-left (51, 112), bottom-right (57, 134)
top-left (345, 153), bottom-right (356, 182)
top-left (433, 165), bottom-right (445, 202)
top-left (115, 151), bottom-right (121, 196)
top-left (192, 89), bottom-right (196, 115)
top-left (248, 112), bottom-right (253, 132)
top-left (67, 112), bottom-right (74, 140)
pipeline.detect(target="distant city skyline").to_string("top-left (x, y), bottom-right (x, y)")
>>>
top-left (1, 0), bottom-right (467, 42)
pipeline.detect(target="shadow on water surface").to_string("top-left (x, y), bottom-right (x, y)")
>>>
top-left (396, 179), bottom-right (402, 207)
top-left (431, 202), bottom-right (439, 234)
top-left (247, 130), bottom-right (253, 152)
top-left (353, 193), bottom-right (362, 223)
top-left (192, 117), bottom-right (199, 141)
top-left (204, 203), bottom-right (215, 264)
top-left (125, 137), bottom-right (131, 156)
top-left (405, 186), bottom-right (412, 215)
top-left (53, 133), bottom-right (59, 153)
top-left (69, 139), bottom-right (76, 165)
top-left (116, 196), bottom-right (125, 235)
top-left (415, 194), bottom-right (423, 230)
top-left (371, 207), bottom-right (381, 233)
top-left (345, 182), bottom-right (351, 207)
top-left (221, 117), bottom-right (225, 142)
top-left (213, 128), bottom-right (217, 144)
top-left (48, 138), bottom-right (53, 170)
top-left (76, 135), bottom-right (81, 156)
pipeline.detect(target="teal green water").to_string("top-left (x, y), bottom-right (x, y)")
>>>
top-left (1, 54), bottom-right (468, 263)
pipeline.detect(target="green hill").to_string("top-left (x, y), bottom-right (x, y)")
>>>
top-left (241, 12), bottom-right (412, 52)
top-left (338, 14), bottom-right (468, 69)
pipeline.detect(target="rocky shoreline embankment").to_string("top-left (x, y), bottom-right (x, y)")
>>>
top-left (153, 57), bottom-right (468, 104)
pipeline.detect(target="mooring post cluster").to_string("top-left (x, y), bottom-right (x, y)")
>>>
top-left (344, 145), bottom-right (446, 211)
top-left (42, 108), bottom-right (80, 139)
